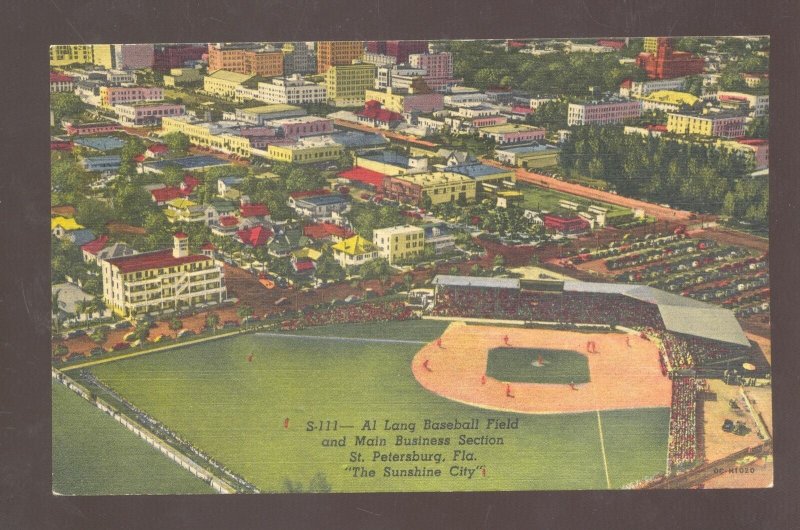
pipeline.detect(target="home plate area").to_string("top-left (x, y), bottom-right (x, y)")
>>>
top-left (412, 322), bottom-right (672, 415)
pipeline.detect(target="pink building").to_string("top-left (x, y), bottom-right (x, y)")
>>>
top-left (737, 139), bottom-right (769, 170)
top-left (567, 100), bottom-right (642, 126)
top-left (114, 44), bottom-right (155, 69)
top-left (267, 116), bottom-right (335, 138)
top-left (114, 102), bottom-right (185, 127)
top-left (408, 52), bottom-right (460, 92)
top-left (100, 86), bottom-right (164, 107)
top-left (472, 116), bottom-right (508, 128)
top-left (63, 121), bottom-right (121, 135)
top-left (399, 92), bottom-right (444, 113)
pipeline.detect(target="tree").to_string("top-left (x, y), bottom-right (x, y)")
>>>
top-left (237, 305), bottom-right (254, 321)
top-left (90, 327), bottom-right (108, 345)
top-left (205, 312), bottom-right (220, 334)
top-left (119, 136), bottom-right (146, 177)
top-left (746, 116), bottom-right (768, 139)
top-left (74, 197), bottom-right (114, 233)
top-left (50, 93), bottom-right (87, 124)
top-left (493, 254), bottom-right (506, 268)
top-left (162, 131), bottom-right (190, 155)
top-left (169, 318), bottom-right (183, 331)
top-left (113, 181), bottom-right (156, 226)
top-left (314, 252), bottom-right (346, 283)
top-left (161, 165), bottom-right (185, 187)
top-left (359, 258), bottom-right (393, 283)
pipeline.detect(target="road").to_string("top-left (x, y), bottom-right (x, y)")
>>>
top-left (479, 159), bottom-right (696, 222)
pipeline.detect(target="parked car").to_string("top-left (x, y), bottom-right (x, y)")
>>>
top-left (112, 321), bottom-right (132, 330)
top-left (112, 342), bottom-right (130, 351)
top-left (176, 329), bottom-right (195, 338)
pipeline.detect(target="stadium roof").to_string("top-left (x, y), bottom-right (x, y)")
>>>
top-left (563, 280), bottom-right (749, 346)
top-left (433, 275), bottom-right (521, 290)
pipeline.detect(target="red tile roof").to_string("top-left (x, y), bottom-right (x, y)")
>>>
top-left (80, 235), bottom-right (109, 255)
top-left (151, 186), bottom-right (184, 203)
top-left (133, 154), bottom-right (147, 163)
top-left (620, 79), bottom-right (633, 89)
top-left (240, 203), bottom-right (270, 217)
top-left (147, 143), bottom-right (169, 153)
top-left (738, 138), bottom-right (768, 146)
top-left (511, 106), bottom-right (532, 114)
top-left (292, 259), bottom-right (315, 272)
top-left (174, 232), bottom-right (188, 238)
top-left (183, 174), bottom-right (201, 188)
top-left (201, 242), bottom-right (216, 250)
top-left (337, 167), bottom-right (386, 188)
top-left (51, 205), bottom-right (76, 217)
top-left (237, 225), bottom-right (273, 247)
top-left (358, 101), bottom-right (403, 123)
top-left (218, 215), bottom-right (239, 227)
top-left (303, 222), bottom-right (354, 240)
top-left (106, 249), bottom-right (207, 273)
top-left (597, 39), bottom-right (626, 49)
top-left (50, 73), bottom-right (74, 83)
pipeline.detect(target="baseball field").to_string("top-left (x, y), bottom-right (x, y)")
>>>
top-left (80, 320), bottom-right (671, 493)
top-left (52, 383), bottom-right (215, 495)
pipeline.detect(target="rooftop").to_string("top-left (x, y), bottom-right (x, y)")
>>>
top-left (72, 136), bottom-right (125, 152)
top-left (641, 90), bottom-right (699, 106)
top-left (446, 162), bottom-right (511, 179)
top-left (396, 172), bottom-right (473, 186)
top-left (432, 275), bottom-right (521, 290)
top-left (478, 123), bottom-right (545, 134)
top-left (206, 69), bottom-right (255, 84)
top-left (332, 235), bottom-right (378, 256)
top-left (105, 248), bottom-right (209, 273)
top-left (239, 104), bottom-right (304, 115)
top-left (338, 167), bottom-right (386, 188)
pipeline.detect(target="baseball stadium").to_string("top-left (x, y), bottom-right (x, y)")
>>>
top-left (54, 274), bottom-right (770, 493)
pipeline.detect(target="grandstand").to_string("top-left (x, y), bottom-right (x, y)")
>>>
top-left (430, 275), bottom-right (767, 377)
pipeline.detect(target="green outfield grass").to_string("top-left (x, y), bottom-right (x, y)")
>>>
top-left (518, 183), bottom-right (629, 217)
top-left (486, 348), bottom-right (590, 384)
top-left (52, 383), bottom-right (215, 495)
top-left (86, 320), bottom-right (669, 492)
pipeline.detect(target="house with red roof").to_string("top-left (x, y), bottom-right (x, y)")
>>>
top-left (542, 214), bottom-right (591, 235)
top-left (50, 72), bottom-right (75, 93)
top-left (337, 167), bottom-right (387, 191)
top-left (302, 222), bottom-right (354, 243)
top-left (211, 215), bottom-right (241, 236)
top-left (240, 202), bottom-right (271, 221)
top-left (81, 235), bottom-right (109, 263)
top-left (291, 256), bottom-right (316, 275)
top-left (237, 225), bottom-right (273, 247)
top-left (101, 233), bottom-right (226, 317)
top-left (145, 143), bottom-right (169, 159)
top-left (150, 186), bottom-right (185, 206)
top-left (357, 100), bottom-right (404, 129)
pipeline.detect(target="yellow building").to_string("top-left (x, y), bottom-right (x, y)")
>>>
top-left (373, 225), bottom-right (425, 264)
top-left (101, 234), bottom-right (226, 318)
top-left (263, 136), bottom-right (343, 164)
top-left (92, 44), bottom-right (115, 69)
top-left (638, 90), bottom-right (699, 112)
top-left (331, 235), bottom-right (380, 268)
top-left (203, 69), bottom-right (255, 99)
top-left (161, 116), bottom-right (253, 158)
top-left (317, 41), bottom-right (364, 74)
top-left (364, 88), bottom-right (408, 113)
top-left (325, 62), bottom-right (377, 107)
top-left (163, 67), bottom-right (202, 87)
top-left (50, 45), bottom-right (94, 66)
top-left (643, 37), bottom-right (670, 54)
top-left (666, 110), bottom-right (747, 138)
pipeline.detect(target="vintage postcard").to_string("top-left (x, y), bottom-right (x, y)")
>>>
top-left (50, 37), bottom-right (771, 494)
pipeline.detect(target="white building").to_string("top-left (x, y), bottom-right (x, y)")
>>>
top-left (567, 99), bottom-right (642, 126)
top-left (620, 77), bottom-right (687, 98)
top-left (257, 75), bottom-right (327, 105)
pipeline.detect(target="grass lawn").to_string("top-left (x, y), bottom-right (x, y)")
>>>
top-left (486, 347), bottom-right (590, 385)
top-left (87, 320), bottom-right (669, 493)
top-left (518, 183), bottom-right (628, 217)
top-left (52, 383), bottom-right (215, 495)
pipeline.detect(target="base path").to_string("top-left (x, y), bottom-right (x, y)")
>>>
top-left (412, 322), bottom-right (672, 415)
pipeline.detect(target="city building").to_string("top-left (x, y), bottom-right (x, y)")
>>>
top-left (325, 62), bottom-right (377, 107)
top-left (567, 99), bottom-right (643, 126)
top-left (542, 213), bottom-right (591, 235)
top-left (257, 75), bottom-right (327, 104)
top-left (114, 44), bottom-right (155, 69)
top-left (101, 233), bottom-right (226, 318)
top-left (422, 223), bottom-right (457, 255)
top-left (63, 121), bottom-right (121, 136)
top-left (716, 91), bottom-right (769, 117)
top-left (99, 86), bottom-right (164, 107)
top-left (331, 235), bottom-right (380, 268)
top-left (478, 123), bottom-right (546, 144)
top-left (290, 192), bottom-right (351, 218)
top-left (373, 225), bottom-right (426, 264)
top-left (114, 101), bottom-right (186, 127)
top-left (666, 110), bottom-right (747, 138)
top-left (208, 43), bottom-right (284, 77)
top-left (383, 172), bottom-right (476, 206)
top-left (91, 45), bottom-right (115, 69)
top-left (367, 41), bottom-right (429, 63)
top-left (233, 104), bottom-right (306, 125)
top-left (316, 41), bottom-right (365, 74)
top-left (264, 135), bottom-right (344, 164)
top-left (408, 52), bottom-right (460, 92)
top-left (203, 69), bottom-right (255, 99)
top-left (443, 162), bottom-right (516, 194)
top-left (281, 42), bottom-right (317, 75)
top-left (161, 116), bottom-right (259, 158)
top-left (80, 155), bottom-right (121, 173)
top-left (163, 67), bottom-right (202, 86)
top-left (364, 84), bottom-right (444, 113)
top-left (638, 90), bottom-right (700, 113)
top-left (153, 44), bottom-right (207, 72)
top-left (355, 151), bottom-right (429, 176)
top-left (619, 76), bottom-right (688, 98)
top-left (494, 142), bottom-right (561, 168)
top-left (356, 100), bottom-right (404, 129)
top-left (636, 39), bottom-right (705, 79)
top-left (265, 116), bottom-right (334, 138)
top-left (50, 72), bottom-right (75, 93)
top-left (50, 45), bottom-right (94, 66)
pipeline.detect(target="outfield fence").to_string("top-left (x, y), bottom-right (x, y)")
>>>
top-left (52, 368), bottom-right (237, 494)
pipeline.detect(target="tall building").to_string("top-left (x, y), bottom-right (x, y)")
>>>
top-left (50, 45), bottom-right (94, 66)
top-left (636, 40), bottom-right (705, 80)
top-left (316, 41), bottom-right (364, 74)
top-left (91, 45), bottom-right (115, 69)
top-left (666, 110), bottom-right (747, 138)
top-left (208, 43), bottom-right (284, 77)
top-left (643, 37), bottom-right (671, 54)
top-left (282, 42), bottom-right (317, 75)
top-left (101, 233), bottom-right (226, 318)
top-left (257, 75), bottom-right (326, 105)
top-left (114, 44), bottom-right (155, 69)
top-left (325, 62), bottom-right (377, 107)
top-left (408, 52), bottom-right (459, 92)
top-left (153, 44), bottom-right (207, 73)
top-left (366, 41), bottom-right (428, 64)
top-left (373, 225), bottom-right (426, 264)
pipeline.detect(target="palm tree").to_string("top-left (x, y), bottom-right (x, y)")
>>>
top-left (75, 299), bottom-right (91, 329)
top-left (205, 312), bottom-right (220, 334)
top-left (52, 290), bottom-right (62, 334)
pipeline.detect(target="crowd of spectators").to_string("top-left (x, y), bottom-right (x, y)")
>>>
top-left (667, 377), bottom-right (703, 472)
top-left (280, 301), bottom-right (416, 331)
top-left (431, 287), bottom-right (664, 329)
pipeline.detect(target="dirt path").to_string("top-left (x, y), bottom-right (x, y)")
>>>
top-left (412, 322), bottom-right (672, 414)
